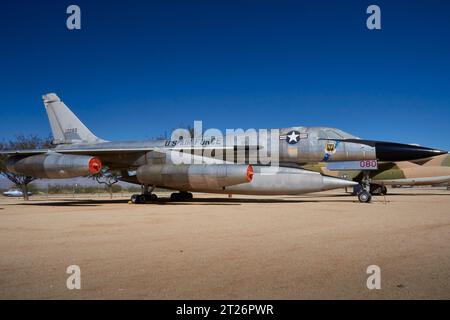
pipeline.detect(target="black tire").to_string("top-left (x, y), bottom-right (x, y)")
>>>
top-left (131, 194), bottom-right (140, 204)
top-left (358, 191), bottom-right (372, 203)
top-left (170, 193), bottom-right (180, 201)
top-left (143, 193), bottom-right (157, 202)
top-left (138, 194), bottom-right (147, 203)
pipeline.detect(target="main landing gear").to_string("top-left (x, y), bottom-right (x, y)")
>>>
top-left (130, 186), bottom-right (194, 204)
top-left (130, 185), bottom-right (158, 204)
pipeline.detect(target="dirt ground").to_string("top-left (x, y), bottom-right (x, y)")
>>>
top-left (0, 188), bottom-right (449, 300)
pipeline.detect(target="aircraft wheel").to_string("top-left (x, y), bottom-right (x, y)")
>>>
top-left (143, 193), bottom-right (158, 202)
top-left (358, 191), bottom-right (372, 203)
top-left (170, 193), bottom-right (180, 201)
top-left (183, 192), bottom-right (193, 200)
top-left (138, 194), bottom-right (147, 203)
top-left (131, 194), bottom-right (140, 204)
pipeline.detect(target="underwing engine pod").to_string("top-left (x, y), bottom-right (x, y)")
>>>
top-left (6, 153), bottom-right (102, 179)
top-left (136, 164), bottom-right (253, 190)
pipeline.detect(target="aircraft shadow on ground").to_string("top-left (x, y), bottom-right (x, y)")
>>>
top-left (384, 192), bottom-right (450, 197)
top-left (186, 197), bottom-right (353, 204)
top-left (18, 199), bottom-right (128, 207)
top-left (11, 191), bottom-right (448, 207)
top-left (14, 197), bottom-right (355, 206)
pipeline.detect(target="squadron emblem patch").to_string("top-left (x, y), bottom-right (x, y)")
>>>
top-left (323, 141), bottom-right (339, 161)
top-left (325, 143), bottom-right (336, 153)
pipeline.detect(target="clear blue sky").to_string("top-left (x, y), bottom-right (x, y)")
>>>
top-left (0, 0), bottom-right (449, 149)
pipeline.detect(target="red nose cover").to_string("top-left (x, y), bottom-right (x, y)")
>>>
top-left (89, 157), bottom-right (102, 174)
top-left (246, 165), bottom-right (254, 182)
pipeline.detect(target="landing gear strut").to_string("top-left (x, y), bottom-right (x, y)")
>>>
top-left (170, 191), bottom-right (193, 201)
top-left (357, 171), bottom-right (372, 203)
top-left (131, 185), bottom-right (158, 204)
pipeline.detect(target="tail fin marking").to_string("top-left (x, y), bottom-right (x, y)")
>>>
top-left (42, 93), bottom-right (106, 145)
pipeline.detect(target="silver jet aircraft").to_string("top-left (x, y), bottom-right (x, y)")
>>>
top-left (1, 94), bottom-right (446, 203)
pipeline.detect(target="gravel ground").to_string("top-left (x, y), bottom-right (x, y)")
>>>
top-left (0, 188), bottom-right (449, 299)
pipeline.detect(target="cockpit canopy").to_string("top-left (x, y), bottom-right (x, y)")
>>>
top-left (317, 127), bottom-right (359, 140)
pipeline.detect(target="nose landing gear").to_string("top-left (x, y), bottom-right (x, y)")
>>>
top-left (357, 171), bottom-right (373, 203)
top-left (357, 190), bottom-right (372, 203)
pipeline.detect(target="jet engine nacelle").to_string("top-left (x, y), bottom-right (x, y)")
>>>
top-left (136, 164), bottom-right (253, 190)
top-left (6, 153), bottom-right (102, 179)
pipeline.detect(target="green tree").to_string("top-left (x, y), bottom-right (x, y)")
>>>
top-left (91, 167), bottom-right (121, 199)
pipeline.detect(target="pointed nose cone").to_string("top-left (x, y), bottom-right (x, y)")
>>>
top-left (322, 176), bottom-right (358, 191)
top-left (375, 142), bottom-right (447, 162)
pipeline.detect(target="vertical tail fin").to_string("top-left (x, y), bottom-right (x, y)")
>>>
top-left (42, 93), bottom-right (107, 145)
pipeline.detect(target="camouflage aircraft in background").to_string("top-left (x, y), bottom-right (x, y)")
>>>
top-left (1, 93), bottom-right (447, 203)
top-left (305, 153), bottom-right (450, 195)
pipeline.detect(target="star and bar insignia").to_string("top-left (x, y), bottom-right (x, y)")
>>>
top-left (279, 131), bottom-right (307, 144)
